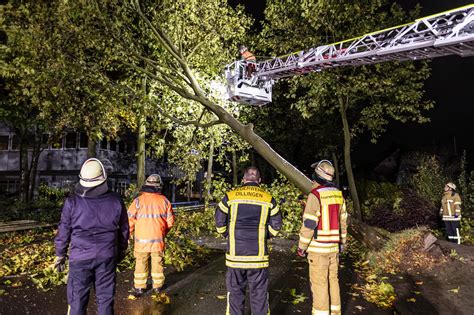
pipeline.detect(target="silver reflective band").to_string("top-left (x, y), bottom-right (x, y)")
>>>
top-left (135, 238), bottom-right (163, 243)
top-left (136, 213), bottom-right (170, 219)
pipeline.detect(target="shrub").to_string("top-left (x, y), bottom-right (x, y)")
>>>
top-left (412, 155), bottom-right (447, 206)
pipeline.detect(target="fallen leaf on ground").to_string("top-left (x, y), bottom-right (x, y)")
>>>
top-left (449, 287), bottom-right (460, 294)
top-left (415, 281), bottom-right (423, 285)
top-left (411, 291), bottom-right (421, 295)
top-left (355, 305), bottom-right (365, 311)
top-left (127, 295), bottom-right (137, 300)
top-left (407, 298), bottom-right (416, 303)
top-left (216, 295), bottom-right (226, 300)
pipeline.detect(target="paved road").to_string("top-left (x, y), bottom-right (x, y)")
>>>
top-left (0, 237), bottom-right (390, 314)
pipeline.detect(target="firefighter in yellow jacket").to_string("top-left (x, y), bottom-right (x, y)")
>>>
top-left (128, 174), bottom-right (175, 297)
top-left (440, 182), bottom-right (462, 244)
top-left (297, 160), bottom-right (347, 315)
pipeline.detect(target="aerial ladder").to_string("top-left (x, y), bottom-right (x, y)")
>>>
top-left (225, 4), bottom-right (474, 106)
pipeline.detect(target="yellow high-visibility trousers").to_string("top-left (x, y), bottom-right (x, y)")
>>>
top-left (308, 252), bottom-right (341, 315)
top-left (134, 251), bottom-right (165, 289)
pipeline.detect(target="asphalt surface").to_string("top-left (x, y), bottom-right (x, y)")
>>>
top-left (0, 236), bottom-right (389, 315)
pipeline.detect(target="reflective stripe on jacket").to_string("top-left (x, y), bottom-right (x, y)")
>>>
top-left (215, 183), bottom-right (282, 269)
top-left (298, 185), bottom-right (347, 254)
top-left (440, 191), bottom-right (462, 221)
top-left (128, 191), bottom-right (175, 252)
top-left (241, 51), bottom-right (256, 62)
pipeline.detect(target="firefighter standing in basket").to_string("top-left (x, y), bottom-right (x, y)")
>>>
top-left (297, 160), bottom-right (347, 315)
top-left (215, 166), bottom-right (282, 315)
top-left (440, 182), bottom-right (462, 244)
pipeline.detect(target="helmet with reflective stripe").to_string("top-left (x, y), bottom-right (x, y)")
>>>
top-left (446, 182), bottom-right (456, 190)
top-left (79, 158), bottom-right (107, 187)
top-left (311, 160), bottom-right (335, 184)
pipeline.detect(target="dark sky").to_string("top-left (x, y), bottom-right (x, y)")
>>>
top-left (229, 0), bottom-right (474, 167)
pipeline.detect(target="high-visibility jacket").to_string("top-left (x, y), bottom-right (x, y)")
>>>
top-left (440, 191), bottom-right (462, 221)
top-left (241, 50), bottom-right (256, 63)
top-left (298, 185), bottom-right (347, 254)
top-left (215, 183), bottom-right (282, 269)
top-left (128, 190), bottom-right (175, 252)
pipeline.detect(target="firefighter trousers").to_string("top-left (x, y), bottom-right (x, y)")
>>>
top-left (444, 220), bottom-right (461, 244)
top-left (67, 257), bottom-right (116, 315)
top-left (134, 251), bottom-right (165, 289)
top-left (226, 267), bottom-right (269, 315)
top-left (308, 252), bottom-right (341, 315)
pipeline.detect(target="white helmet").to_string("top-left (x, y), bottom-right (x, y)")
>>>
top-left (311, 160), bottom-right (335, 184)
top-left (79, 158), bottom-right (107, 188)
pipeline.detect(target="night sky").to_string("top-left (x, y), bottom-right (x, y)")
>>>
top-left (230, 0), bottom-right (474, 167)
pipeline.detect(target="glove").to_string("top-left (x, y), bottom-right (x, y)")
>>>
top-left (454, 214), bottom-right (459, 218)
top-left (297, 248), bottom-right (306, 258)
top-left (54, 256), bottom-right (67, 272)
top-left (339, 244), bottom-right (345, 254)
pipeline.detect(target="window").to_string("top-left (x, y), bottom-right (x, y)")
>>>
top-left (65, 132), bottom-right (77, 149)
top-left (51, 136), bottom-right (63, 149)
top-left (100, 138), bottom-right (108, 150)
top-left (79, 132), bottom-right (88, 148)
top-left (109, 140), bottom-right (117, 151)
top-left (118, 141), bottom-right (125, 153)
top-left (11, 135), bottom-right (19, 150)
top-left (0, 136), bottom-right (9, 150)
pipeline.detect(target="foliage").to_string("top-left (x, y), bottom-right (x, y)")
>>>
top-left (362, 281), bottom-right (396, 309)
top-left (266, 174), bottom-right (303, 234)
top-left (38, 184), bottom-right (70, 203)
top-left (359, 180), bottom-right (404, 218)
top-left (412, 155), bottom-right (447, 206)
top-left (460, 217), bottom-right (474, 245)
top-left (458, 151), bottom-right (474, 215)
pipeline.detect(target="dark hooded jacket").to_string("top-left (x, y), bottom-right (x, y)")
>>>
top-left (55, 182), bottom-right (129, 261)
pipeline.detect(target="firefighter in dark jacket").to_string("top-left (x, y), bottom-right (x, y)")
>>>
top-left (54, 158), bottom-right (129, 315)
top-left (440, 182), bottom-right (462, 244)
top-left (215, 166), bottom-right (282, 315)
top-left (297, 160), bottom-right (347, 315)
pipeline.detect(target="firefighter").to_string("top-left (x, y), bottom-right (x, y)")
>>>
top-left (54, 158), bottom-right (129, 315)
top-left (239, 45), bottom-right (257, 78)
top-left (440, 182), bottom-right (462, 244)
top-left (215, 166), bottom-right (282, 315)
top-left (128, 174), bottom-right (175, 297)
top-left (297, 160), bottom-right (347, 315)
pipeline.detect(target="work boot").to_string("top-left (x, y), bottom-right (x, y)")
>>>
top-left (131, 288), bottom-right (145, 297)
top-left (152, 287), bottom-right (163, 296)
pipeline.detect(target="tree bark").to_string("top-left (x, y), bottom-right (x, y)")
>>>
top-left (19, 132), bottom-right (29, 202)
top-left (332, 150), bottom-right (340, 188)
top-left (87, 137), bottom-right (96, 158)
top-left (232, 151), bottom-right (238, 186)
top-left (205, 138), bottom-right (214, 205)
top-left (338, 96), bottom-right (362, 220)
top-left (136, 76), bottom-right (147, 190)
top-left (27, 129), bottom-right (42, 201)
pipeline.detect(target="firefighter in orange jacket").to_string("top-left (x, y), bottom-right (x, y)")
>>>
top-left (239, 45), bottom-right (257, 78)
top-left (128, 174), bottom-right (175, 297)
top-left (297, 160), bottom-right (347, 315)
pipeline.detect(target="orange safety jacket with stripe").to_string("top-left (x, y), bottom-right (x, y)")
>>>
top-left (298, 184), bottom-right (347, 254)
top-left (241, 50), bottom-right (256, 63)
top-left (128, 188), bottom-right (175, 252)
top-left (440, 191), bottom-right (462, 221)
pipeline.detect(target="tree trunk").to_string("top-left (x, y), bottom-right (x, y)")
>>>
top-left (27, 130), bottom-right (42, 201)
top-left (19, 133), bottom-right (29, 202)
top-left (136, 76), bottom-right (147, 190)
top-left (338, 96), bottom-right (362, 220)
top-left (332, 150), bottom-right (340, 188)
top-left (232, 151), bottom-right (238, 186)
top-left (87, 137), bottom-right (96, 158)
top-left (205, 138), bottom-right (214, 205)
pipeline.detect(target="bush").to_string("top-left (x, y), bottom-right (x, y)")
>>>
top-left (412, 155), bottom-right (447, 206)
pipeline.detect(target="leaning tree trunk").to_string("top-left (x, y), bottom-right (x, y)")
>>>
top-left (27, 130), bottom-right (43, 201)
top-left (232, 151), bottom-right (238, 186)
top-left (19, 134), bottom-right (29, 202)
top-left (339, 96), bottom-right (362, 220)
top-left (87, 137), bottom-right (96, 158)
top-left (204, 138), bottom-right (215, 206)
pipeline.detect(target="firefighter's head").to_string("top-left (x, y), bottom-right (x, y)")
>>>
top-left (311, 160), bottom-right (335, 186)
top-left (79, 158), bottom-right (107, 188)
top-left (239, 45), bottom-right (248, 54)
top-left (145, 174), bottom-right (162, 188)
top-left (243, 166), bottom-right (261, 184)
top-left (445, 182), bottom-right (456, 192)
